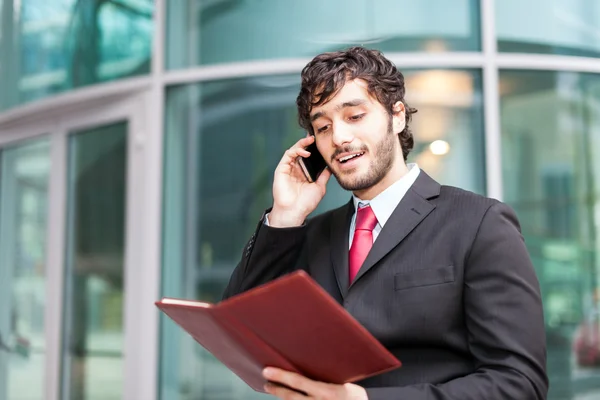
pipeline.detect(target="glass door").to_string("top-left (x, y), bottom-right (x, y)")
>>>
top-left (0, 92), bottom-right (158, 400)
top-left (0, 137), bottom-right (51, 400)
top-left (60, 121), bottom-right (128, 400)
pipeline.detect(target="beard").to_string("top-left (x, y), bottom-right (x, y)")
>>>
top-left (330, 117), bottom-right (397, 192)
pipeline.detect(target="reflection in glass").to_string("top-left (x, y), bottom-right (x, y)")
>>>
top-left (496, 0), bottom-right (600, 57)
top-left (0, 0), bottom-right (153, 111)
top-left (0, 138), bottom-right (50, 400)
top-left (160, 70), bottom-right (484, 399)
top-left (61, 123), bottom-right (127, 400)
top-left (500, 70), bottom-right (600, 399)
top-left (166, 0), bottom-right (480, 69)
top-left (405, 69), bottom-right (485, 195)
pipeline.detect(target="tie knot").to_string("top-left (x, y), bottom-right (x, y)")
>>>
top-left (356, 205), bottom-right (378, 232)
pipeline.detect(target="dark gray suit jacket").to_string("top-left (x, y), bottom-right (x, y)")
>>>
top-left (223, 171), bottom-right (548, 399)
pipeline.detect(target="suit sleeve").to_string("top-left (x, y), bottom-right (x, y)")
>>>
top-left (365, 202), bottom-right (548, 400)
top-left (222, 210), bottom-right (308, 300)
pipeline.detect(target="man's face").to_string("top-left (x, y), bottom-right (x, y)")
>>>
top-left (309, 79), bottom-right (405, 192)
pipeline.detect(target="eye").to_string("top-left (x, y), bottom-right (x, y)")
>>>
top-left (317, 124), bottom-right (330, 133)
top-left (349, 113), bottom-right (365, 121)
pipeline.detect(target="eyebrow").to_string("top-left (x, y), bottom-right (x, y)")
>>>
top-left (310, 99), bottom-right (368, 122)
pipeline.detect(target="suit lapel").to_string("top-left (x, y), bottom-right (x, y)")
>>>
top-left (330, 200), bottom-right (354, 298)
top-left (349, 171), bottom-right (441, 287)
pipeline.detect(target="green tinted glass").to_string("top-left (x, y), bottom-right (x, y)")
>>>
top-left (500, 70), bottom-right (600, 399)
top-left (0, 0), bottom-right (153, 111)
top-left (497, 0), bottom-right (600, 57)
top-left (61, 122), bottom-right (128, 400)
top-left (166, 0), bottom-right (480, 69)
top-left (0, 137), bottom-right (50, 400)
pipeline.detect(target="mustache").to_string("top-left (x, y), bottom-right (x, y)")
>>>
top-left (331, 145), bottom-right (368, 162)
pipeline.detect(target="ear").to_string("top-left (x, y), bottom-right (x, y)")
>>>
top-left (391, 101), bottom-right (406, 134)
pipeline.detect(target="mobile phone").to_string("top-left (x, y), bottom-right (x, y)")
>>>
top-left (297, 140), bottom-right (327, 183)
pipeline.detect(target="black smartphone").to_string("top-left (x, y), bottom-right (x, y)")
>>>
top-left (297, 140), bottom-right (327, 183)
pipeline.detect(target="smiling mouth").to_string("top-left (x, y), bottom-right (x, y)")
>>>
top-left (337, 152), bottom-right (365, 163)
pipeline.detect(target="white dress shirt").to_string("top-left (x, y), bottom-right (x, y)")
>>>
top-left (349, 163), bottom-right (420, 247)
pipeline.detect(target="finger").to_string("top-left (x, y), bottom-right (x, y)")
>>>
top-left (295, 148), bottom-right (311, 159)
top-left (291, 159), bottom-right (310, 183)
top-left (280, 151), bottom-right (313, 183)
top-left (264, 382), bottom-right (309, 399)
top-left (279, 147), bottom-right (311, 168)
top-left (289, 135), bottom-right (314, 152)
top-left (297, 134), bottom-right (315, 146)
top-left (277, 136), bottom-right (315, 167)
top-left (263, 368), bottom-right (316, 395)
top-left (315, 167), bottom-right (331, 188)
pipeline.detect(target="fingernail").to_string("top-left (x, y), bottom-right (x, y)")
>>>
top-left (263, 368), bottom-right (273, 378)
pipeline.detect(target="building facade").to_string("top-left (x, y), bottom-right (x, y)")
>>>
top-left (1, 0), bottom-right (600, 399)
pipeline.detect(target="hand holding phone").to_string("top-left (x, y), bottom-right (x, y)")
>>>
top-left (297, 140), bottom-right (327, 183)
top-left (269, 136), bottom-right (331, 228)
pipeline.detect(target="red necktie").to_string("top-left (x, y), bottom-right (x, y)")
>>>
top-left (349, 205), bottom-right (378, 284)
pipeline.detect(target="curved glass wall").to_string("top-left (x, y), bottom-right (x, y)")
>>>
top-left (166, 0), bottom-right (480, 69)
top-left (500, 70), bottom-right (600, 399)
top-left (160, 69), bottom-right (484, 400)
top-left (496, 0), bottom-right (600, 57)
top-left (0, 0), bottom-right (154, 111)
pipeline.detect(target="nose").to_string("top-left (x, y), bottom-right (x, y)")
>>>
top-left (332, 122), bottom-right (354, 147)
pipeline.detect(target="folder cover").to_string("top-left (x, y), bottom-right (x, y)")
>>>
top-left (155, 270), bottom-right (401, 393)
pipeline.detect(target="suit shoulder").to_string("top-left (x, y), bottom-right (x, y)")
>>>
top-left (436, 186), bottom-right (523, 240)
top-left (437, 185), bottom-right (508, 220)
top-left (439, 185), bottom-right (498, 207)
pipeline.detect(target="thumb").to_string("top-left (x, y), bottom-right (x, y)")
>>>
top-left (315, 167), bottom-right (332, 190)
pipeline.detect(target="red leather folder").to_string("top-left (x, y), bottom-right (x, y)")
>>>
top-left (155, 270), bottom-right (401, 393)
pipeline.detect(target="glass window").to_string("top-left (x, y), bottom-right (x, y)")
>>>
top-left (406, 69), bottom-right (485, 194)
top-left (160, 69), bottom-right (484, 399)
top-left (500, 70), bottom-right (600, 399)
top-left (0, 0), bottom-right (153, 111)
top-left (166, 0), bottom-right (480, 69)
top-left (61, 122), bottom-right (128, 400)
top-left (0, 137), bottom-right (50, 400)
top-left (497, 0), bottom-right (600, 57)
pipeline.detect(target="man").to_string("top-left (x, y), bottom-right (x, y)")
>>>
top-left (223, 47), bottom-right (548, 399)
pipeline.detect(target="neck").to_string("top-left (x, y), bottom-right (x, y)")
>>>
top-left (353, 158), bottom-right (409, 201)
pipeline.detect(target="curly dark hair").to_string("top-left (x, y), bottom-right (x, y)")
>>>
top-left (296, 46), bottom-right (417, 161)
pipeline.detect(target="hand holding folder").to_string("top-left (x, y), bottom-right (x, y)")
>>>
top-left (155, 271), bottom-right (401, 393)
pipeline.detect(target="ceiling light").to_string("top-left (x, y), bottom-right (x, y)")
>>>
top-left (430, 140), bottom-right (450, 155)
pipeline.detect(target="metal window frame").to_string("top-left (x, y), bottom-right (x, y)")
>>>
top-left (0, 88), bottom-right (153, 400)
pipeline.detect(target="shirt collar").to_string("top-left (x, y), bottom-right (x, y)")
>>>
top-left (352, 163), bottom-right (421, 227)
